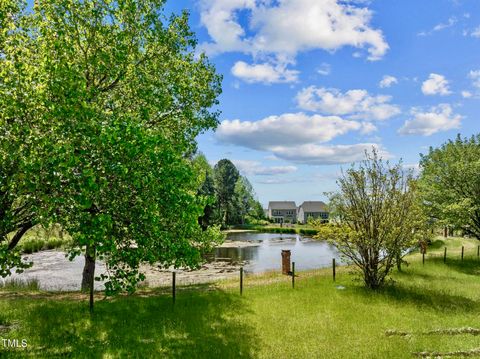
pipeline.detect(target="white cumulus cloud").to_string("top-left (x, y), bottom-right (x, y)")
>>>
top-left (217, 113), bottom-right (363, 149)
top-left (379, 75), bottom-right (398, 88)
top-left (216, 113), bottom-right (390, 165)
top-left (199, 0), bottom-right (388, 62)
top-left (421, 73), bottom-right (452, 96)
top-left (295, 86), bottom-right (401, 121)
top-left (231, 61), bottom-right (299, 84)
top-left (398, 104), bottom-right (462, 136)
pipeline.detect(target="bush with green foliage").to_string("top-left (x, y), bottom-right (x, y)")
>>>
top-left (314, 150), bottom-right (432, 289)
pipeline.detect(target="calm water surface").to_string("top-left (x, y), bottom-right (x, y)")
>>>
top-left (214, 232), bottom-right (342, 273)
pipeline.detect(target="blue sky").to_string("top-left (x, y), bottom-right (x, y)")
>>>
top-left (36, 0), bottom-right (480, 207)
top-left (165, 0), bottom-right (480, 207)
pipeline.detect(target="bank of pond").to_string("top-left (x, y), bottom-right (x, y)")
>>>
top-left (231, 225), bottom-right (318, 235)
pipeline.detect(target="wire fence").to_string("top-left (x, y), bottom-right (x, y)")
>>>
top-left (165, 244), bottom-right (480, 303)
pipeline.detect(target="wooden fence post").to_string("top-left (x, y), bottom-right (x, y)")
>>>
top-left (172, 272), bottom-right (176, 304)
top-left (444, 247), bottom-right (447, 263)
top-left (240, 267), bottom-right (243, 295)
top-left (332, 258), bottom-right (336, 282)
top-left (422, 252), bottom-right (425, 265)
top-left (462, 246), bottom-right (464, 261)
top-left (477, 246), bottom-right (479, 258)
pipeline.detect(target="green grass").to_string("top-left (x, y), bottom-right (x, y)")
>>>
top-left (0, 278), bottom-right (40, 291)
top-left (20, 237), bottom-right (68, 254)
top-left (1, 237), bottom-right (480, 358)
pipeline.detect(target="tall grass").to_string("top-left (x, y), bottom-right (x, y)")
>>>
top-left (0, 278), bottom-right (40, 291)
top-left (20, 236), bottom-right (69, 254)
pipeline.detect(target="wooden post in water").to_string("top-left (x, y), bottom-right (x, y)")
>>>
top-left (240, 267), bottom-right (243, 295)
top-left (292, 262), bottom-right (295, 289)
top-left (462, 246), bottom-right (464, 261)
top-left (332, 258), bottom-right (336, 282)
top-left (444, 247), bottom-right (447, 263)
top-left (172, 272), bottom-right (176, 304)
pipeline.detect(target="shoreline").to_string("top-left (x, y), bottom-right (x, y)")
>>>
top-left (221, 229), bottom-right (258, 234)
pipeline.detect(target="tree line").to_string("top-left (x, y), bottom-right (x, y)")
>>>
top-left (194, 156), bottom-right (265, 229)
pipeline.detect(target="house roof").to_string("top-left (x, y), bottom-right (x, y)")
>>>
top-left (299, 201), bottom-right (327, 212)
top-left (268, 201), bottom-right (297, 210)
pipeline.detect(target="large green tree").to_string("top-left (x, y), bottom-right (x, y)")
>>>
top-left (193, 153), bottom-right (217, 230)
top-left (0, 0), bottom-right (46, 277)
top-left (419, 134), bottom-right (480, 240)
top-left (1, 0), bottom-right (223, 308)
top-left (233, 176), bottom-right (261, 225)
top-left (213, 159), bottom-right (240, 227)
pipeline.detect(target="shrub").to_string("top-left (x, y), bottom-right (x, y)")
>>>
top-left (45, 238), bottom-right (64, 250)
top-left (21, 239), bottom-right (45, 254)
top-left (299, 229), bottom-right (318, 236)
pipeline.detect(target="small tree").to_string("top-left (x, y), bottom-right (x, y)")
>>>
top-left (314, 150), bottom-right (428, 289)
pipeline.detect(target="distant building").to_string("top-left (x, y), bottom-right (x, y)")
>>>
top-left (297, 201), bottom-right (329, 224)
top-left (267, 201), bottom-right (297, 223)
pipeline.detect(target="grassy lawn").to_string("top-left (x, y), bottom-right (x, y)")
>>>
top-left (1, 237), bottom-right (480, 358)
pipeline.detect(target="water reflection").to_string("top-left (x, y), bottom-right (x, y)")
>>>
top-left (211, 232), bottom-right (341, 273)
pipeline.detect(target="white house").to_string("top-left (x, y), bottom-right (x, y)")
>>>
top-left (267, 201), bottom-right (297, 223)
top-left (297, 201), bottom-right (329, 224)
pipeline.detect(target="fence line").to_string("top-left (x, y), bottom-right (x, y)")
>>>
top-left (168, 245), bottom-right (480, 303)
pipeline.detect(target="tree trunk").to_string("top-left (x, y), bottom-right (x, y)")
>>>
top-left (396, 253), bottom-right (402, 271)
top-left (7, 222), bottom-right (34, 250)
top-left (81, 244), bottom-right (96, 313)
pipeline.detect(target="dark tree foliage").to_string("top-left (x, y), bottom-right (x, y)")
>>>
top-left (213, 159), bottom-right (240, 227)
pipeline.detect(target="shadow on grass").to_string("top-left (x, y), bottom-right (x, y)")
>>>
top-left (377, 285), bottom-right (479, 312)
top-left (428, 239), bottom-right (446, 250)
top-left (352, 284), bottom-right (480, 313)
top-left (348, 258), bottom-right (480, 313)
top-left (442, 257), bottom-right (480, 276)
top-left (394, 269), bottom-right (454, 283)
top-left (2, 286), bottom-right (258, 358)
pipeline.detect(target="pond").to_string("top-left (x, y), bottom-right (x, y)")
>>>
top-left (212, 232), bottom-right (342, 273)
top-left (2, 232), bottom-right (342, 291)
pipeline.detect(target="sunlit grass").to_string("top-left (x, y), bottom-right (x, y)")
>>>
top-left (1, 237), bottom-right (479, 358)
